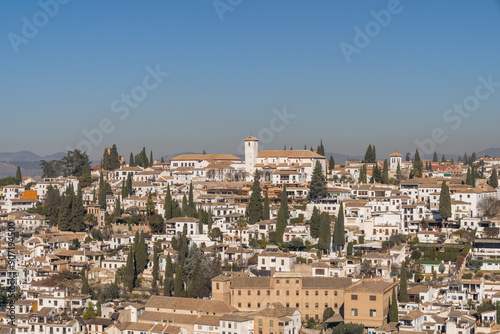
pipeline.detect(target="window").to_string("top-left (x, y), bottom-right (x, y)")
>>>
top-left (325, 291), bottom-right (328, 296)
top-left (370, 295), bottom-right (376, 301)
top-left (259, 319), bottom-right (262, 326)
top-left (351, 308), bottom-right (358, 316)
top-left (286, 280), bottom-right (289, 284)
top-left (257, 303), bottom-right (261, 308)
top-left (351, 295), bottom-right (358, 300)
top-left (296, 303), bottom-right (299, 308)
top-left (325, 303), bottom-right (328, 308)
top-left (270, 320), bottom-right (274, 327)
top-left (238, 303), bottom-right (241, 307)
top-left (306, 291), bottom-right (309, 296)
top-left (296, 290), bottom-right (299, 296)
top-left (315, 303), bottom-right (319, 308)
top-left (370, 309), bottom-right (377, 317)
top-left (296, 280), bottom-right (299, 284)
top-left (286, 290), bottom-right (289, 296)
top-left (277, 280), bottom-right (280, 284)
top-left (334, 291), bottom-right (338, 296)
top-left (306, 303), bottom-right (309, 308)
top-left (276, 290), bottom-right (280, 296)
top-left (267, 290), bottom-right (270, 296)
top-left (248, 303), bottom-right (251, 308)
top-left (248, 290), bottom-right (251, 296)
top-left (238, 290), bottom-right (241, 296)
top-left (257, 290), bottom-right (261, 296)
top-left (315, 291), bottom-right (319, 296)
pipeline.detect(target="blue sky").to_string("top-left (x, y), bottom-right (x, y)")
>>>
top-left (1, 0), bottom-right (500, 160)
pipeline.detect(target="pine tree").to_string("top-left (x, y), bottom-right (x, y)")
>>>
top-left (309, 161), bottom-right (327, 202)
top-left (490, 168), bottom-right (498, 189)
top-left (247, 170), bottom-right (263, 224)
top-left (309, 206), bottom-right (321, 239)
top-left (433, 151), bottom-right (438, 162)
top-left (412, 149), bottom-right (423, 178)
top-left (399, 262), bottom-right (408, 302)
top-left (15, 166), bottom-right (22, 185)
top-left (364, 145), bottom-right (373, 163)
top-left (382, 159), bottom-right (389, 184)
top-left (389, 288), bottom-right (398, 322)
top-left (263, 192), bottom-right (270, 220)
top-left (439, 181), bottom-right (451, 221)
top-left (125, 248), bottom-right (136, 293)
top-left (329, 155), bottom-right (335, 171)
top-left (83, 302), bottom-right (96, 320)
top-left (318, 212), bottom-right (331, 252)
top-left (333, 202), bottom-right (345, 252)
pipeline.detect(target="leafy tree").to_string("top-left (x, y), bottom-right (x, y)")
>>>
top-left (439, 181), bottom-right (451, 221)
top-left (439, 262), bottom-right (445, 274)
top-left (247, 170), bottom-right (263, 224)
top-left (323, 307), bottom-right (334, 322)
top-left (39, 159), bottom-right (64, 178)
top-left (331, 323), bottom-right (364, 334)
top-left (389, 288), bottom-right (398, 322)
top-left (149, 214), bottom-right (165, 233)
top-left (490, 168), bottom-right (498, 189)
top-left (309, 161), bottom-right (327, 202)
top-left (318, 212), bottom-right (332, 252)
top-left (309, 206), bottom-right (321, 239)
top-left (146, 192), bottom-right (155, 216)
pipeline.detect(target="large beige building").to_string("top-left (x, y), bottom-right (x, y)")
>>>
top-left (212, 272), bottom-right (352, 321)
top-left (343, 278), bottom-right (398, 329)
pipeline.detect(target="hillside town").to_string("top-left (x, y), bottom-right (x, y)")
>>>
top-left (2, 137), bottom-right (500, 334)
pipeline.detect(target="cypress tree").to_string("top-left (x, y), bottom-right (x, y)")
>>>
top-left (173, 264), bottom-right (184, 297)
top-left (309, 161), bottom-right (327, 202)
top-left (382, 159), bottom-right (389, 184)
top-left (207, 209), bottom-right (213, 231)
top-left (309, 206), bottom-right (321, 239)
top-left (318, 212), bottom-right (331, 252)
top-left (187, 256), bottom-right (206, 298)
top-left (15, 166), bottom-right (22, 185)
top-left (182, 195), bottom-right (188, 217)
top-left (281, 184), bottom-right (289, 220)
top-left (150, 150), bottom-right (154, 167)
top-left (188, 182), bottom-right (195, 217)
top-left (165, 184), bottom-right (173, 220)
top-left (71, 185), bottom-right (86, 232)
top-left (146, 192), bottom-right (155, 216)
top-left (114, 197), bottom-right (121, 217)
top-left (333, 202), bottom-right (345, 252)
top-left (129, 153), bottom-right (134, 167)
top-left (359, 164), bottom-right (366, 183)
top-left (109, 144), bottom-right (120, 170)
top-left (57, 189), bottom-right (72, 231)
top-left (274, 205), bottom-right (285, 244)
top-left (399, 262), bottom-right (408, 302)
top-left (490, 168), bottom-right (498, 189)
top-left (126, 173), bottom-right (133, 197)
top-left (247, 170), bottom-right (263, 224)
top-left (412, 149), bottom-right (423, 178)
top-left (81, 268), bottom-right (89, 294)
top-left (372, 164), bottom-right (381, 183)
top-left (125, 248), bottom-right (136, 293)
top-left (121, 180), bottom-right (127, 198)
top-left (433, 151), bottom-right (438, 162)
top-left (389, 288), bottom-right (398, 322)
top-left (263, 192), bottom-right (270, 220)
top-left (152, 246), bottom-right (159, 280)
top-left (439, 181), bottom-right (451, 221)
top-left (164, 253), bottom-right (173, 296)
top-left (98, 173), bottom-right (107, 209)
top-left (329, 155), bottom-right (335, 171)
top-left (466, 167), bottom-right (471, 186)
top-left (317, 140), bottom-right (325, 156)
top-left (198, 205), bottom-right (204, 233)
top-left (471, 166), bottom-right (476, 186)
top-left (92, 187), bottom-right (96, 204)
top-left (135, 231), bottom-right (148, 274)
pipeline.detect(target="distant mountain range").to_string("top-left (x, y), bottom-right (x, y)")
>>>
top-left (1, 148), bottom-right (500, 179)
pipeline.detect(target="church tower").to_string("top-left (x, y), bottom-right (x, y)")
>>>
top-left (244, 136), bottom-right (259, 180)
top-left (389, 152), bottom-right (402, 171)
top-left (211, 275), bottom-right (231, 305)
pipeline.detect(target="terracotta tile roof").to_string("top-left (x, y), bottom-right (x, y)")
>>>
top-left (171, 154), bottom-right (241, 161)
top-left (231, 277), bottom-right (272, 288)
top-left (145, 296), bottom-right (237, 314)
top-left (302, 277), bottom-right (352, 289)
top-left (258, 150), bottom-right (325, 159)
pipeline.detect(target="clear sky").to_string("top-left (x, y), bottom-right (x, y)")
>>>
top-left (1, 0), bottom-right (500, 160)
